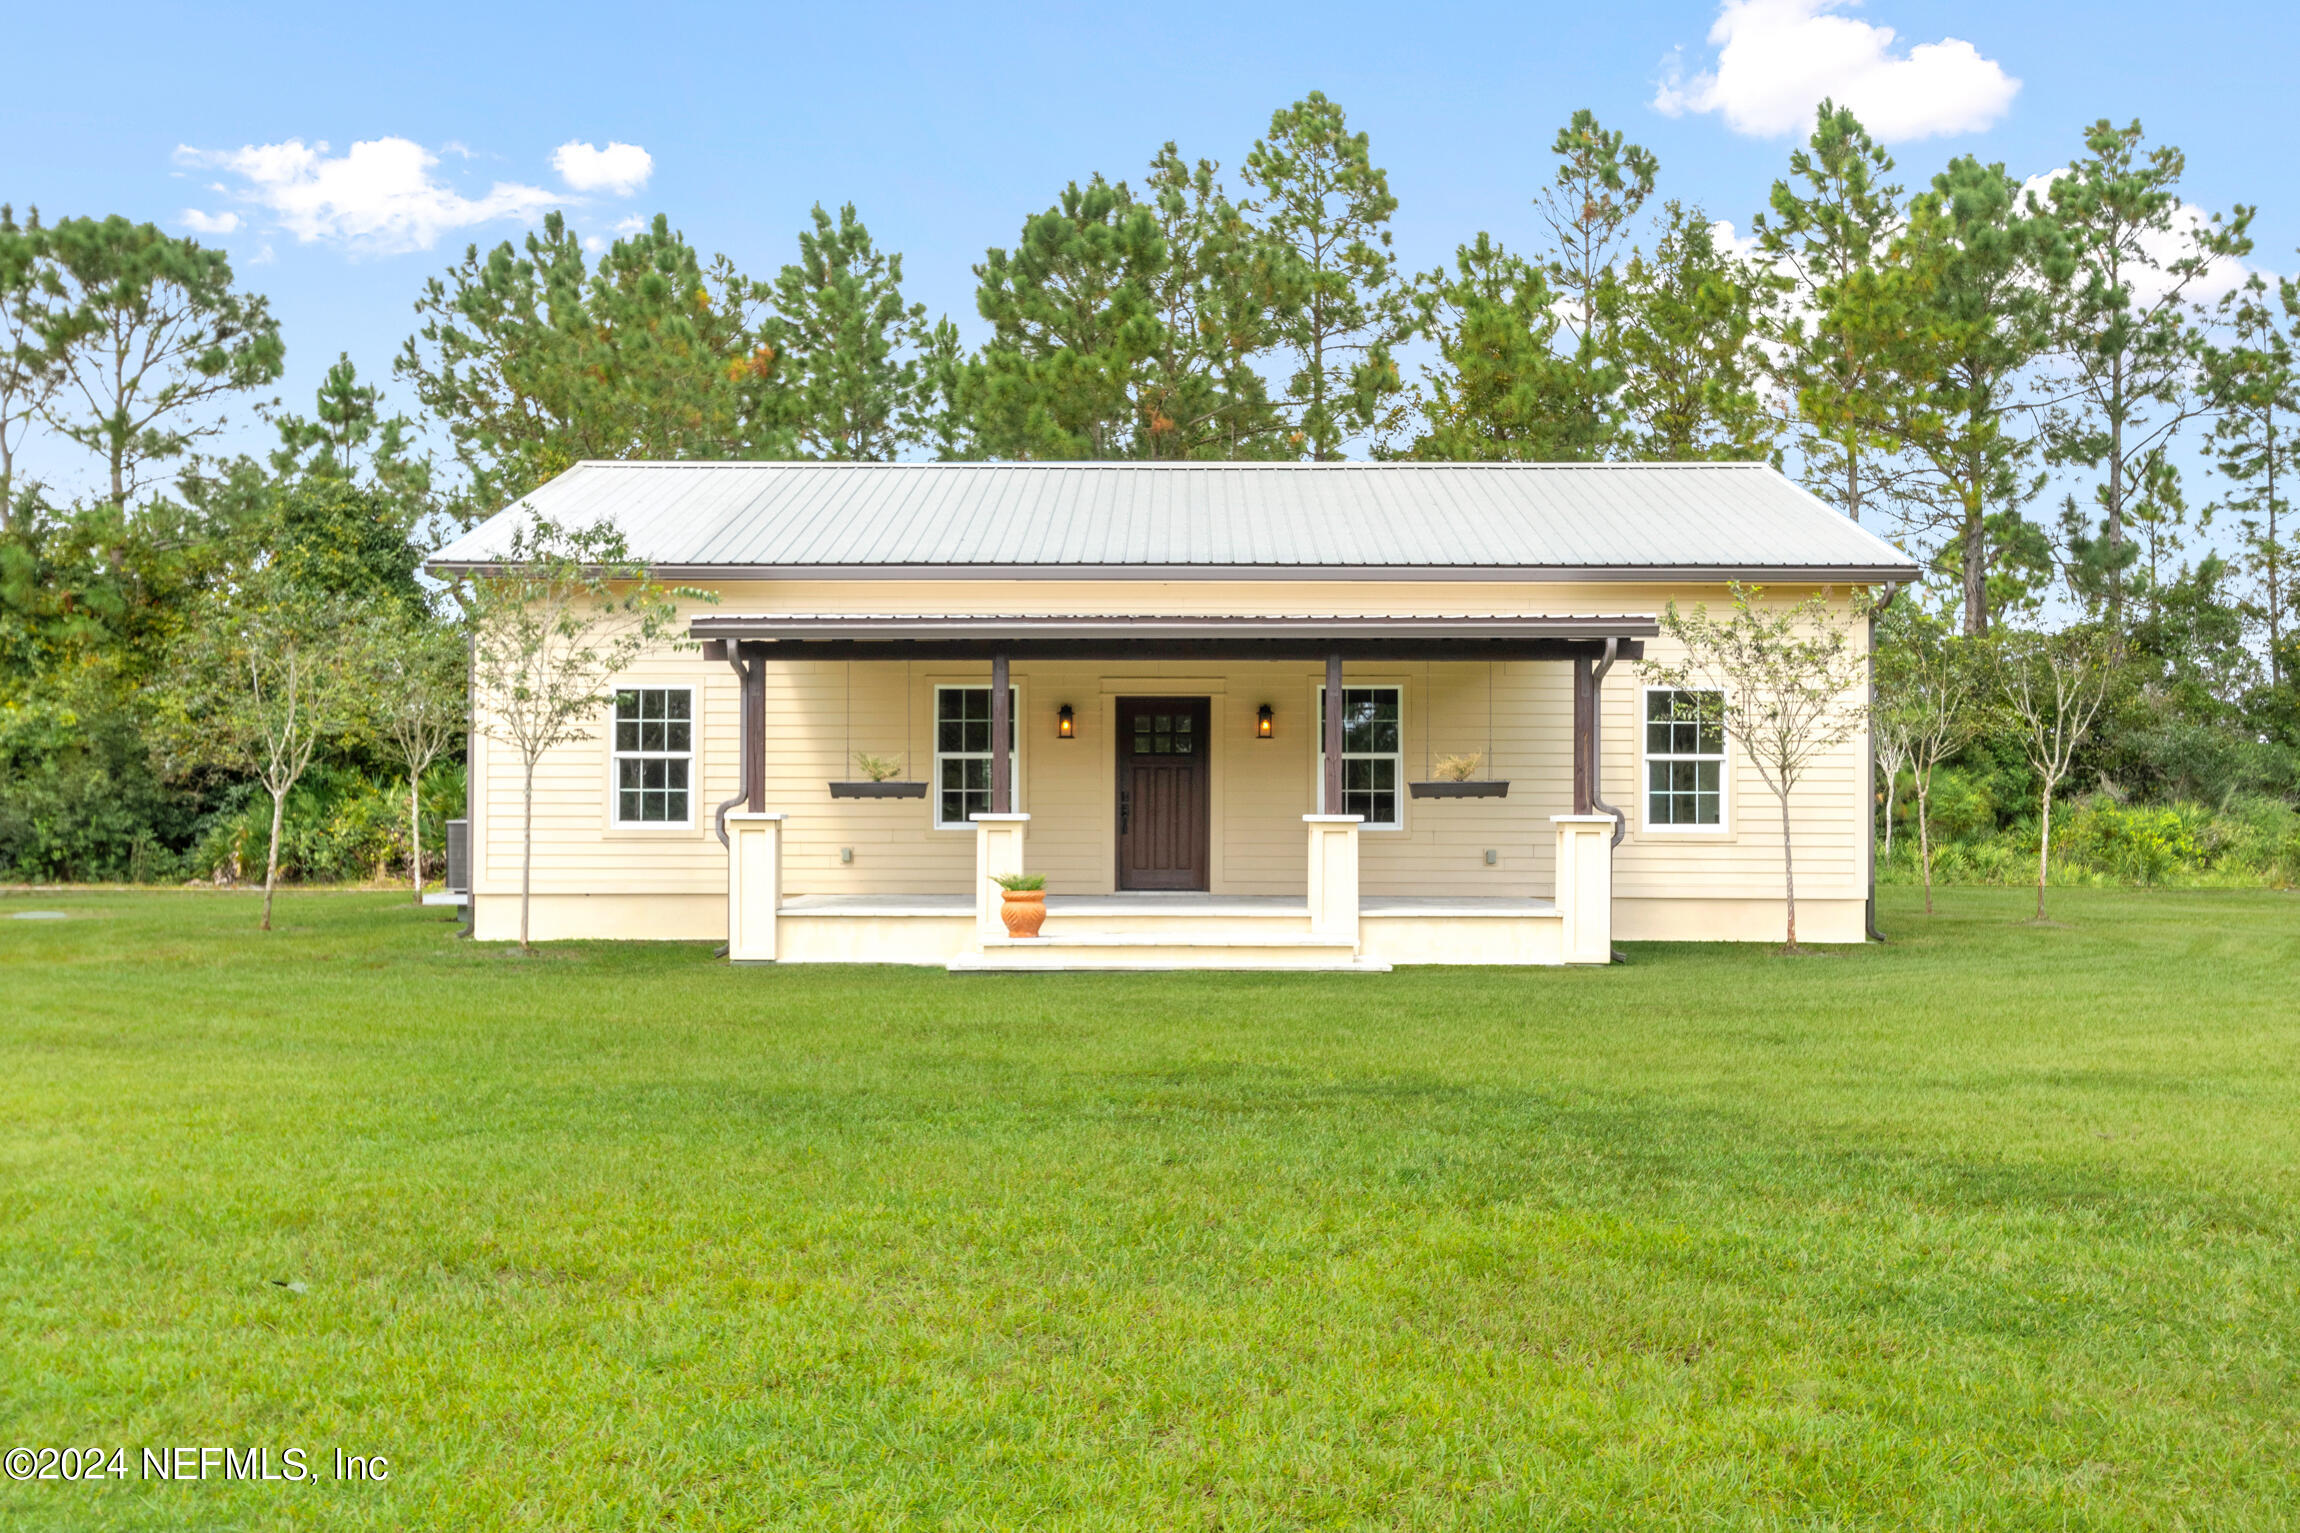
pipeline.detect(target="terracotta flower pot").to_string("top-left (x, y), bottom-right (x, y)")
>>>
top-left (1000, 889), bottom-right (1047, 938)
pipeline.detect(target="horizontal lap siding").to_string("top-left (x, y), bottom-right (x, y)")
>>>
top-left (470, 582), bottom-right (1872, 909)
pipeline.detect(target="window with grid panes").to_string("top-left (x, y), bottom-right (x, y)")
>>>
top-left (1644, 688), bottom-right (1725, 827)
top-left (933, 686), bottom-right (1018, 828)
top-left (612, 687), bottom-right (693, 824)
top-left (1318, 685), bottom-right (1401, 827)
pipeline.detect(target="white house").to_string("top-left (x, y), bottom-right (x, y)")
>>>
top-left (428, 460), bottom-right (1918, 970)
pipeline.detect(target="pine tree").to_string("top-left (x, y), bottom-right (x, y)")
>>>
top-left (268, 353), bottom-right (433, 513)
top-left (398, 213), bottom-right (777, 513)
top-left (1874, 157), bottom-right (2069, 635)
top-left (969, 156), bottom-right (1290, 461)
top-left (1751, 102), bottom-right (1905, 523)
top-left (1391, 234), bottom-right (1601, 461)
top-left (1530, 110), bottom-right (1657, 456)
top-left (759, 204), bottom-right (943, 461)
top-left (2040, 121), bottom-right (2252, 622)
top-left (1611, 202), bottom-right (1776, 462)
top-left (1134, 146), bottom-right (1289, 459)
top-left (37, 215), bottom-right (284, 509)
top-left (2205, 272), bottom-right (2300, 688)
top-left (1240, 92), bottom-right (1403, 459)
top-left (967, 176), bottom-right (1162, 459)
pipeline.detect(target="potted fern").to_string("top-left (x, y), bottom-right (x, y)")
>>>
top-left (991, 872), bottom-right (1048, 938)
top-left (829, 751), bottom-right (927, 799)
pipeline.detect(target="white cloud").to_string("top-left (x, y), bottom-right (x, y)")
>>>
top-left (552, 140), bottom-right (652, 196)
top-left (179, 209), bottom-right (241, 235)
top-left (175, 138), bottom-right (560, 254)
top-left (1654, 0), bottom-right (2019, 142)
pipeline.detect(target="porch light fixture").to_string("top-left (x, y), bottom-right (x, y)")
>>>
top-left (1057, 704), bottom-right (1075, 739)
top-left (1256, 704), bottom-right (1274, 739)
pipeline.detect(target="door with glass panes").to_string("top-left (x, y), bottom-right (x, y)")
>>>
top-left (1115, 697), bottom-right (1210, 890)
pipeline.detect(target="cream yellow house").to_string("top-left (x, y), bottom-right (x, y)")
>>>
top-left (429, 461), bottom-right (1918, 970)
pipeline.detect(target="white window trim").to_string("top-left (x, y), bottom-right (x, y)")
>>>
top-left (1639, 683), bottom-right (1731, 835)
top-left (609, 683), bottom-right (698, 830)
top-left (1316, 682), bottom-right (1406, 831)
top-left (931, 682), bottom-right (1023, 831)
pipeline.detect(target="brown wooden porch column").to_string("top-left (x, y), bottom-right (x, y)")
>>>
top-left (990, 653), bottom-right (1012, 814)
top-left (1323, 652), bottom-right (1344, 814)
top-left (1571, 651), bottom-right (1594, 815)
top-left (741, 642), bottom-right (766, 813)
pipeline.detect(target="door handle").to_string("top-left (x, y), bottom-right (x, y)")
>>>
top-left (1120, 787), bottom-right (1130, 833)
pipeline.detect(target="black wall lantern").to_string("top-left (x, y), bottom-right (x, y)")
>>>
top-left (1057, 704), bottom-right (1075, 739)
top-left (1256, 703), bottom-right (1274, 739)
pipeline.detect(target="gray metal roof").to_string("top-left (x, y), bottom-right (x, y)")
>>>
top-left (428, 460), bottom-right (1920, 581)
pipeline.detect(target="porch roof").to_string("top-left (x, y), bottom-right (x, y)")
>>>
top-left (690, 611), bottom-right (1654, 661)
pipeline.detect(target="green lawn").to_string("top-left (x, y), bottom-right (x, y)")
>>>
top-left (3, 887), bottom-right (2297, 1530)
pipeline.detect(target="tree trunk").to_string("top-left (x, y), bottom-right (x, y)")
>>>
top-left (1916, 776), bottom-right (1935, 917)
top-left (262, 785), bottom-right (285, 932)
top-left (1962, 498), bottom-right (1988, 637)
top-left (1880, 763), bottom-right (1897, 860)
top-left (520, 757), bottom-right (536, 953)
top-left (2035, 777), bottom-right (2055, 922)
top-left (2104, 358), bottom-right (2125, 625)
top-left (1778, 787), bottom-right (1799, 951)
top-left (409, 772), bottom-right (424, 904)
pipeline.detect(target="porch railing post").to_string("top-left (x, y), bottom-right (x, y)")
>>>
top-left (972, 812), bottom-right (1030, 943)
top-left (726, 811), bottom-right (785, 963)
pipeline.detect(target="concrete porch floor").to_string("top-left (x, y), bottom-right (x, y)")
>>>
top-left (776, 892), bottom-right (1561, 918)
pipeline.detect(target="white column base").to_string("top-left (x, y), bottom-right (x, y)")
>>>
top-left (726, 812), bottom-right (786, 963)
top-left (1303, 814), bottom-right (1364, 949)
top-left (971, 813), bottom-right (1031, 945)
top-left (1553, 814), bottom-right (1615, 965)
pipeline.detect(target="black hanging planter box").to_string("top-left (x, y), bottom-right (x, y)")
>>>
top-left (1408, 780), bottom-right (1511, 799)
top-left (828, 780), bottom-right (929, 799)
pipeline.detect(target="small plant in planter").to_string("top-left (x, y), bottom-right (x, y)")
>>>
top-left (1433, 752), bottom-right (1483, 782)
top-left (1410, 749), bottom-right (1509, 798)
top-left (828, 751), bottom-right (927, 798)
top-left (991, 872), bottom-right (1048, 938)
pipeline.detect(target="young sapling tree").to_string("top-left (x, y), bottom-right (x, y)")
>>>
top-left (1649, 583), bottom-right (1870, 951)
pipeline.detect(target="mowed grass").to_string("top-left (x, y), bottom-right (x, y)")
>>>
top-left (2, 888), bottom-right (2297, 1530)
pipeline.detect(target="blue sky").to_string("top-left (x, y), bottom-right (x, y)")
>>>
top-left (7, 0), bottom-right (2294, 495)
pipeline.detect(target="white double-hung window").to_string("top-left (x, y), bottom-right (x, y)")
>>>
top-left (933, 685), bottom-right (1018, 829)
top-left (1318, 684), bottom-right (1403, 828)
top-left (612, 687), bottom-right (694, 825)
top-left (1643, 687), bottom-right (1725, 829)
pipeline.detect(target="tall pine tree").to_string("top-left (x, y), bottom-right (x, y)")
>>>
top-left (1611, 202), bottom-right (1776, 462)
top-left (1751, 102), bottom-right (1905, 523)
top-left (2041, 120), bottom-right (2252, 621)
top-left (1241, 92), bottom-right (1403, 459)
top-left (1875, 157), bottom-right (2069, 635)
top-left (759, 203), bottom-right (943, 462)
top-left (2205, 272), bottom-right (2299, 689)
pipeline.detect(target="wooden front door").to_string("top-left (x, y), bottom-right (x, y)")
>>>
top-left (1116, 697), bottom-right (1211, 891)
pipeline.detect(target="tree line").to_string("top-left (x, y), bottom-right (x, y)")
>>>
top-left (0, 93), bottom-right (2294, 905)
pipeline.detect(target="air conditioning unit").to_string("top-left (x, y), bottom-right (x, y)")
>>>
top-left (446, 819), bottom-right (470, 895)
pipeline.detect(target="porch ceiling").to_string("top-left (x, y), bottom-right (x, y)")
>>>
top-left (691, 612), bottom-right (1654, 662)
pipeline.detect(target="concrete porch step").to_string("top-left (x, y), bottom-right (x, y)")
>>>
top-left (950, 949), bottom-right (1391, 972)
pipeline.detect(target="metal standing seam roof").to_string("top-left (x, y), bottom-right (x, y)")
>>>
top-left (426, 460), bottom-right (1922, 581)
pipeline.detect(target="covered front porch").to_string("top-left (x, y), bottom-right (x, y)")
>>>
top-left (700, 613), bottom-right (1654, 970)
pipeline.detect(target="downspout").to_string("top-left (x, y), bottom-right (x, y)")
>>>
top-left (455, 588), bottom-right (476, 939)
top-left (1589, 637), bottom-right (1626, 848)
top-left (714, 645), bottom-right (756, 849)
top-left (1865, 584), bottom-right (1901, 943)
